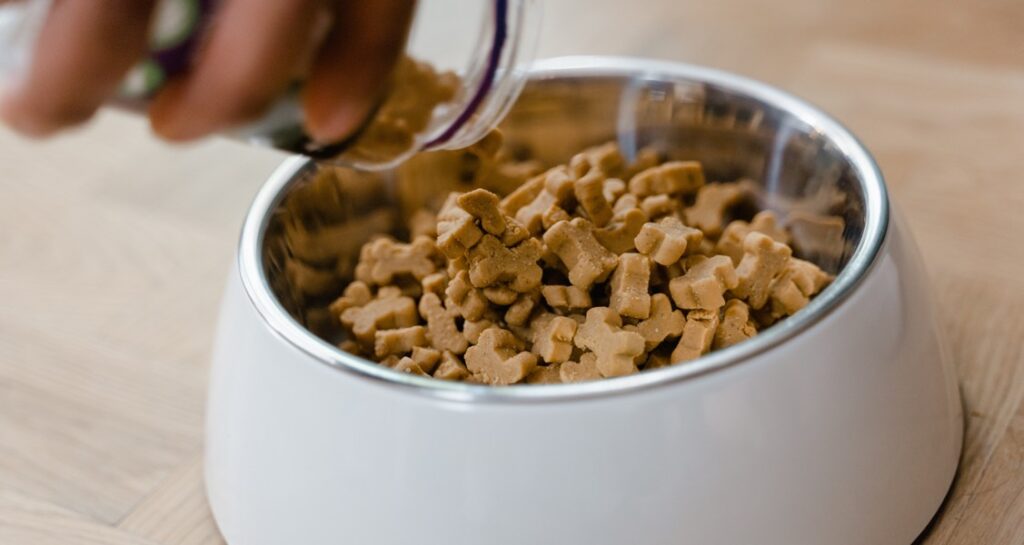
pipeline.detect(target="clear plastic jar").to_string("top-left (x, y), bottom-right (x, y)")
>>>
top-left (0, 0), bottom-right (540, 170)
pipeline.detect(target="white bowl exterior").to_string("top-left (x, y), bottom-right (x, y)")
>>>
top-left (205, 210), bottom-right (961, 545)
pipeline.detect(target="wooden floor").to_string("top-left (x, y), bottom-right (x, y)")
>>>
top-left (2, 1), bottom-right (1023, 543)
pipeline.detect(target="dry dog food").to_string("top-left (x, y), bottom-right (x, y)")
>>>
top-left (308, 142), bottom-right (836, 385)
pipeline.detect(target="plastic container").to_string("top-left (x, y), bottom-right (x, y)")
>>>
top-left (0, 0), bottom-right (540, 169)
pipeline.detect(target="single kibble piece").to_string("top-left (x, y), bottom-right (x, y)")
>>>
top-left (716, 211), bottom-right (790, 265)
top-left (733, 232), bottom-right (792, 310)
top-left (640, 194), bottom-right (678, 219)
top-left (445, 270), bottom-right (489, 321)
top-left (418, 292), bottom-right (469, 354)
top-left (669, 255), bottom-right (739, 311)
top-left (393, 356), bottom-right (427, 376)
top-left (329, 281), bottom-right (373, 318)
top-left (374, 325), bottom-right (427, 358)
top-left (634, 216), bottom-right (704, 266)
top-left (505, 292), bottom-right (539, 327)
top-left (436, 193), bottom-right (484, 259)
top-left (786, 210), bottom-right (846, 263)
top-left (541, 285), bottom-right (592, 312)
top-left (574, 170), bottom-right (614, 227)
top-left (464, 327), bottom-right (538, 385)
top-left (672, 309), bottom-right (720, 362)
top-left (713, 299), bottom-right (758, 349)
top-left (420, 271), bottom-right (448, 297)
top-left (560, 352), bottom-right (603, 383)
top-left (467, 236), bottom-right (543, 293)
top-left (544, 218), bottom-right (619, 290)
top-left (636, 293), bottom-right (686, 350)
top-left (526, 363), bottom-right (563, 384)
top-left (340, 289), bottom-right (419, 344)
top-left (610, 253), bottom-right (652, 319)
top-left (530, 313), bottom-right (578, 364)
top-left (457, 188), bottom-right (506, 236)
top-left (628, 161), bottom-right (706, 197)
top-left (355, 236), bottom-right (438, 285)
top-left (411, 346), bottom-right (443, 374)
top-left (595, 207), bottom-right (648, 254)
top-left (574, 307), bottom-right (646, 378)
top-left (767, 258), bottom-right (832, 318)
top-left (433, 351), bottom-right (470, 381)
top-left (685, 182), bottom-right (748, 237)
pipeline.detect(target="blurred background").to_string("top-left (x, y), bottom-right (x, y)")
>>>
top-left (0, 1), bottom-right (1022, 543)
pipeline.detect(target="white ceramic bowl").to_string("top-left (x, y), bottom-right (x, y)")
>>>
top-left (206, 57), bottom-right (962, 545)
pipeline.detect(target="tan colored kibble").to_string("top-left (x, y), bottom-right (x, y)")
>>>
top-left (669, 255), bottom-right (739, 311)
top-left (318, 142), bottom-right (831, 385)
top-left (530, 313), bottom-right (578, 364)
top-left (634, 216), bottom-right (703, 266)
top-left (733, 232), bottom-right (792, 310)
top-left (672, 309), bottom-right (720, 362)
top-left (609, 253), bottom-right (651, 320)
top-left (713, 299), bottom-right (758, 349)
top-left (465, 327), bottom-right (538, 385)
top-left (544, 218), bottom-right (619, 290)
top-left (574, 307), bottom-right (646, 378)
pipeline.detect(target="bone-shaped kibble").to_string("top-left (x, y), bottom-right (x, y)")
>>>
top-left (560, 353), bottom-right (602, 383)
top-left (530, 313), bottom-right (578, 364)
top-left (541, 285), bottom-right (592, 312)
top-left (713, 299), bottom-right (758, 349)
top-left (685, 182), bottom-right (748, 237)
top-left (505, 292), bottom-right (539, 327)
top-left (411, 346), bottom-right (442, 374)
top-left (767, 258), bottom-right (832, 318)
top-left (669, 255), bottom-right (739, 310)
top-left (420, 271), bottom-right (448, 297)
top-left (610, 253), bottom-right (652, 319)
top-left (465, 327), bottom-right (538, 385)
top-left (640, 194), bottom-right (679, 219)
top-left (671, 309), bottom-right (720, 362)
top-left (457, 188), bottom-right (506, 236)
top-left (526, 364), bottom-right (563, 384)
top-left (445, 270), bottom-right (489, 321)
top-left (467, 236), bottom-right (543, 293)
top-left (716, 211), bottom-right (790, 265)
top-left (433, 351), bottom-right (470, 381)
top-left (515, 166), bottom-right (575, 234)
top-left (355, 236), bottom-right (438, 285)
top-left (569, 142), bottom-right (625, 178)
top-left (542, 204), bottom-right (571, 230)
top-left (634, 215), bottom-right (704, 266)
top-left (499, 173), bottom-right (545, 217)
top-left (628, 161), bottom-right (705, 197)
top-left (482, 285), bottom-right (518, 306)
top-left (603, 178), bottom-right (627, 203)
top-left (340, 289), bottom-right (419, 344)
top-left (733, 232), bottom-right (792, 310)
top-left (574, 170), bottom-right (614, 227)
top-left (374, 325), bottom-right (427, 358)
top-left (393, 356), bottom-right (427, 376)
top-left (636, 293), bottom-right (686, 350)
top-left (437, 193), bottom-right (484, 258)
top-left (418, 292), bottom-right (469, 354)
top-left (595, 208), bottom-right (648, 254)
top-left (544, 218), bottom-right (619, 290)
top-left (329, 281), bottom-right (373, 318)
top-left (574, 307), bottom-right (645, 378)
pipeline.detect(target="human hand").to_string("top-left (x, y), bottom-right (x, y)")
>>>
top-left (0, 0), bottom-right (415, 143)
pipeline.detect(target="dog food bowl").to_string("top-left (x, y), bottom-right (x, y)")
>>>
top-left (206, 57), bottom-right (962, 545)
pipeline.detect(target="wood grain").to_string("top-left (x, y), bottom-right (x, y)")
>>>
top-left (1, 0), bottom-right (1022, 543)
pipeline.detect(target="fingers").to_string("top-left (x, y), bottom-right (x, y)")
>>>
top-left (149, 0), bottom-right (328, 141)
top-left (0, 0), bottom-right (156, 136)
top-left (302, 0), bottom-right (415, 143)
